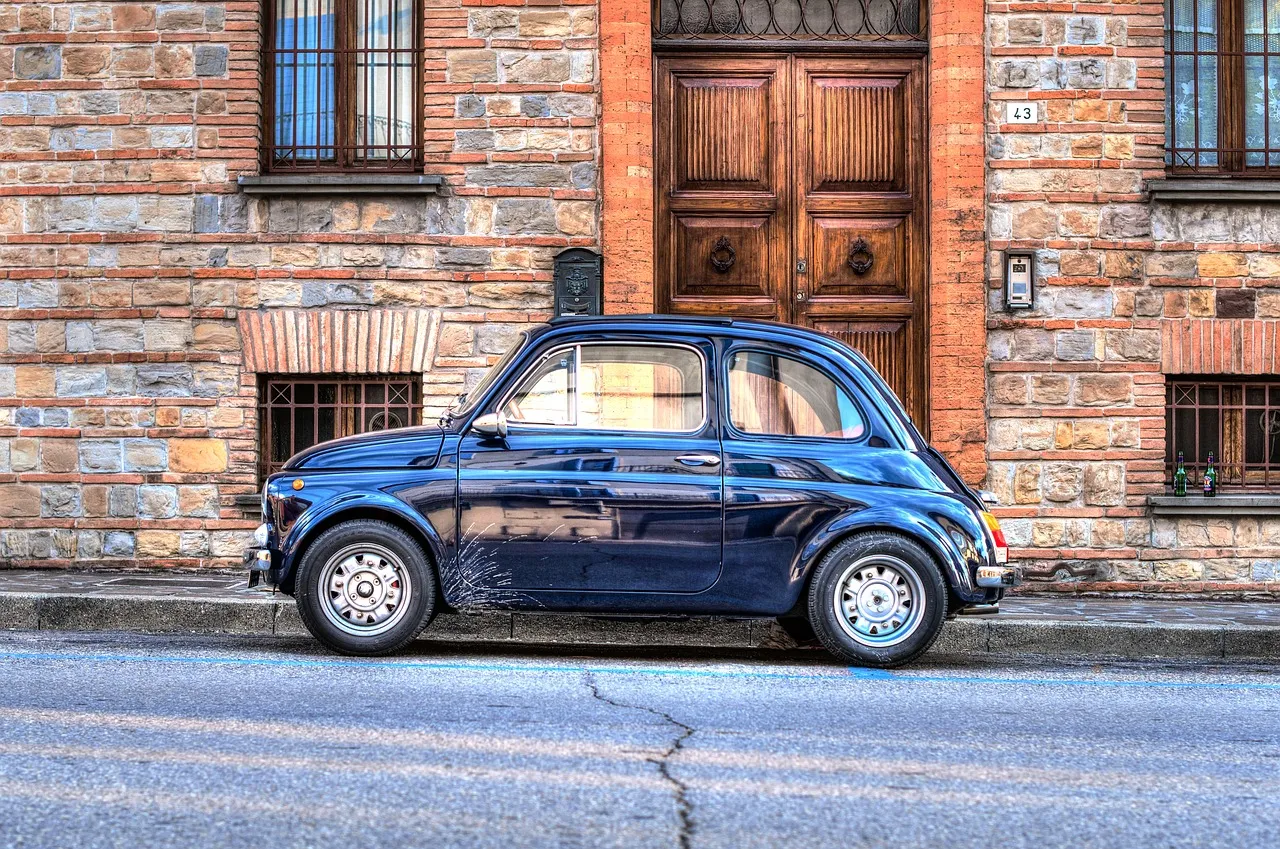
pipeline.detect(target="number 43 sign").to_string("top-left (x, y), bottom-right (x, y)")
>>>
top-left (1007, 103), bottom-right (1038, 124)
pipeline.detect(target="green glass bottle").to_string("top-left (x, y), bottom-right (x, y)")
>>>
top-left (1173, 451), bottom-right (1187, 497)
top-left (1203, 451), bottom-right (1217, 498)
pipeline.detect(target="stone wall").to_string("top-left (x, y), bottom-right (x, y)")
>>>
top-left (987, 0), bottom-right (1280, 592)
top-left (0, 0), bottom-right (599, 568)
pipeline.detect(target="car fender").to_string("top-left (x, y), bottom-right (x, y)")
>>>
top-left (789, 501), bottom-right (984, 609)
top-left (278, 489), bottom-right (449, 591)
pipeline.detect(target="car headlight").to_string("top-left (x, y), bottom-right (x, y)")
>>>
top-left (253, 523), bottom-right (270, 547)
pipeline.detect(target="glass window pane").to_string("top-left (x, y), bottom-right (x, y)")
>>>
top-left (273, 0), bottom-right (336, 161)
top-left (271, 407), bottom-right (293, 463)
top-left (505, 349), bottom-right (576, 426)
top-left (357, 0), bottom-right (415, 162)
top-left (1197, 55), bottom-right (1219, 166)
top-left (728, 351), bottom-right (865, 439)
top-left (318, 406), bottom-right (336, 442)
top-left (577, 345), bottom-right (705, 432)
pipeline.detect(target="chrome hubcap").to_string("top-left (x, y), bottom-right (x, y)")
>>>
top-left (319, 543), bottom-right (412, 637)
top-left (833, 555), bottom-right (925, 648)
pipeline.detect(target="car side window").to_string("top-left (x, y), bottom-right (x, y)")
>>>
top-left (503, 343), bottom-right (705, 432)
top-left (727, 350), bottom-right (865, 440)
top-left (504, 347), bottom-right (575, 425)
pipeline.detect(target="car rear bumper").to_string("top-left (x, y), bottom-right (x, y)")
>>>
top-left (976, 564), bottom-right (1018, 588)
top-left (244, 547), bottom-right (280, 591)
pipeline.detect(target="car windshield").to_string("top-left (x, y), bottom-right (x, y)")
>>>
top-left (445, 330), bottom-right (531, 420)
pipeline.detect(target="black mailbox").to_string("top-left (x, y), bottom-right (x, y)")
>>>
top-left (553, 248), bottom-right (603, 317)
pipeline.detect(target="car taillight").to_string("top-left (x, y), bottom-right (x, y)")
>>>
top-left (980, 511), bottom-right (1008, 564)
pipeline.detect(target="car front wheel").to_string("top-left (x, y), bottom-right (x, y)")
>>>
top-left (807, 532), bottom-right (947, 668)
top-left (294, 519), bottom-right (437, 656)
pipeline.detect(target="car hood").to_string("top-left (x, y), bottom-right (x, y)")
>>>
top-left (283, 425), bottom-right (445, 470)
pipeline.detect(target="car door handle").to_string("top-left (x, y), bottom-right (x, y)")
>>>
top-left (675, 453), bottom-right (721, 467)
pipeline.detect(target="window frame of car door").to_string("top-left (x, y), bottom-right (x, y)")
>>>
top-left (719, 343), bottom-right (875, 447)
top-left (491, 338), bottom-right (715, 438)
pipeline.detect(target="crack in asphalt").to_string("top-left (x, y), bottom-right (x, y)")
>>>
top-left (584, 673), bottom-right (696, 849)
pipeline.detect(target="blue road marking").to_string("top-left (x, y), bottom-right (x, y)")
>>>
top-left (0, 649), bottom-right (1277, 691)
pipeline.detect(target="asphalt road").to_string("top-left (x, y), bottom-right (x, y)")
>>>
top-left (0, 632), bottom-right (1277, 849)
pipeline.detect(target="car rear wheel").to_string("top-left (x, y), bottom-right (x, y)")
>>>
top-left (294, 519), bottom-right (436, 656)
top-left (807, 532), bottom-right (947, 668)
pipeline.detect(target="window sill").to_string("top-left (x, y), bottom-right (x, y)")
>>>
top-left (1148, 178), bottom-right (1280, 203)
top-left (1148, 494), bottom-right (1280, 516)
top-left (238, 174), bottom-right (445, 197)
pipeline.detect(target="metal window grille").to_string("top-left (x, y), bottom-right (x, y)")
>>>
top-left (258, 375), bottom-right (423, 479)
top-left (1166, 379), bottom-right (1280, 489)
top-left (263, 0), bottom-right (422, 172)
top-left (1166, 0), bottom-right (1280, 175)
top-left (653, 0), bottom-right (925, 42)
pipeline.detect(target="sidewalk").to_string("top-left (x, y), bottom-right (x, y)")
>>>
top-left (2, 569), bottom-right (1279, 660)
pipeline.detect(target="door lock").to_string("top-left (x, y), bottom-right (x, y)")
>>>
top-left (796, 258), bottom-right (808, 274)
top-left (796, 290), bottom-right (806, 302)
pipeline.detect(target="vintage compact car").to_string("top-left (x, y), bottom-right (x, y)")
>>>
top-left (246, 315), bottom-right (1014, 667)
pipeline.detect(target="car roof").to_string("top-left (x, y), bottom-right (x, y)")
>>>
top-left (538, 313), bottom-right (848, 352)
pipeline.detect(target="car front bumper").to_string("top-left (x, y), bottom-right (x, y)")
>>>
top-left (975, 564), bottom-right (1018, 588)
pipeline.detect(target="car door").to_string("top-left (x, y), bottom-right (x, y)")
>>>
top-left (457, 336), bottom-right (723, 594)
top-left (719, 343), bottom-right (878, 592)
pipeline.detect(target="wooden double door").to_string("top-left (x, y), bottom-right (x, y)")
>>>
top-left (654, 53), bottom-right (928, 427)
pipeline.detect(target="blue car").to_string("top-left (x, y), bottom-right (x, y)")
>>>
top-left (246, 315), bottom-right (1015, 667)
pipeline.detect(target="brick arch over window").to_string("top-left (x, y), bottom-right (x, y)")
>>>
top-left (238, 308), bottom-right (441, 374)
top-left (597, 0), bottom-right (988, 483)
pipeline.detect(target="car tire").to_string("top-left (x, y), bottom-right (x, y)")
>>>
top-left (807, 532), bottom-right (947, 668)
top-left (294, 519), bottom-right (437, 656)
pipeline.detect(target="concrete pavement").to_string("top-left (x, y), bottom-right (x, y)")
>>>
top-left (0, 631), bottom-right (1277, 848)
top-left (1, 569), bottom-right (1280, 660)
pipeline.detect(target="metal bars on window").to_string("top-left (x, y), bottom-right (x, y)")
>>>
top-left (258, 375), bottom-right (423, 480)
top-left (653, 0), bottom-right (925, 43)
top-left (1166, 0), bottom-right (1280, 175)
top-left (263, 0), bottom-right (422, 172)
top-left (1166, 379), bottom-right (1280, 489)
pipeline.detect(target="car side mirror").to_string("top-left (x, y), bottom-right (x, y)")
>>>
top-left (472, 412), bottom-right (508, 439)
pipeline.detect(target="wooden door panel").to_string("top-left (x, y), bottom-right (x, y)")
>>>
top-left (808, 215), bottom-right (908, 300)
top-left (808, 76), bottom-right (905, 193)
top-left (673, 77), bottom-right (774, 194)
top-left (656, 56), bottom-right (790, 321)
top-left (672, 215), bottom-right (777, 312)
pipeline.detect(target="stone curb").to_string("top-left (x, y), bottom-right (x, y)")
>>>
top-left (1, 591), bottom-right (1279, 660)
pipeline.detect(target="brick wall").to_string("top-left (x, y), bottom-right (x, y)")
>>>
top-left (927, 0), bottom-right (989, 484)
top-left (987, 0), bottom-right (1280, 591)
top-left (598, 0), bottom-right (652, 314)
top-left (0, 0), bottom-right (599, 568)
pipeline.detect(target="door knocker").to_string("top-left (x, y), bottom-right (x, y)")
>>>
top-left (847, 238), bottom-right (874, 275)
top-left (709, 236), bottom-right (736, 274)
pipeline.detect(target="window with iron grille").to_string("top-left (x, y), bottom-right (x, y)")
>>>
top-left (263, 0), bottom-right (422, 172)
top-left (653, 0), bottom-right (925, 42)
top-left (1166, 379), bottom-right (1280, 489)
top-left (258, 375), bottom-right (423, 479)
top-left (1166, 0), bottom-right (1280, 175)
